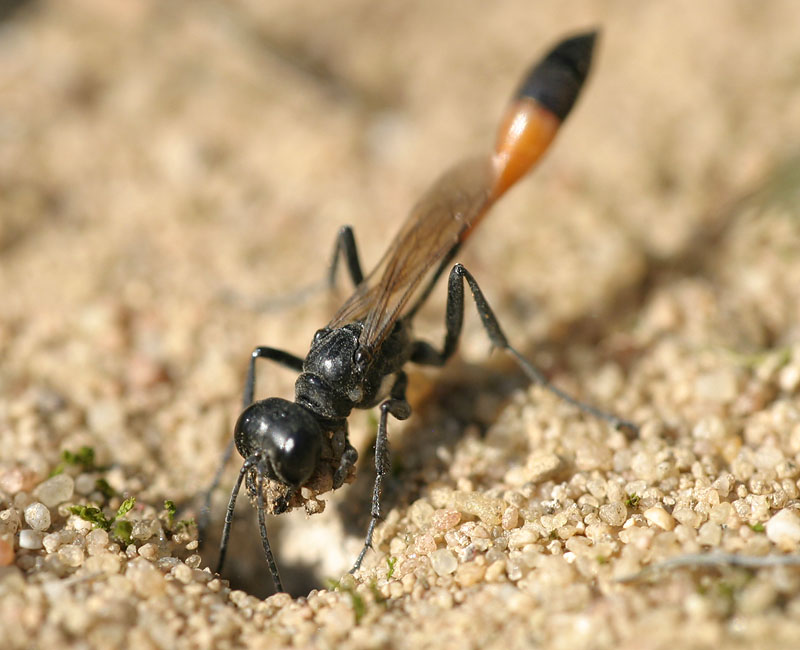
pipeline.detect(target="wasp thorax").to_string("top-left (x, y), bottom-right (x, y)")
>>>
top-left (305, 324), bottom-right (363, 388)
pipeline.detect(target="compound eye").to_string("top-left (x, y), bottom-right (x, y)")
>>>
top-left (312, 328), bottom-right (330, 345)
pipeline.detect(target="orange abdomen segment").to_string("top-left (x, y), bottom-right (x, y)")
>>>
top-left (490, 30), bottom-right (597, 200)
top-left (490, 98), bottom-right (560, 200)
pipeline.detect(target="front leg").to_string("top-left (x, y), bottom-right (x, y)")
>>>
top-left (350, 372), bottom-right (411, 573)
top-left (333, 436), bottom-right (359, 490)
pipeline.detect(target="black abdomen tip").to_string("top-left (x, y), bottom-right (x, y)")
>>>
top-left (515, 30), bottom-right (598, 121)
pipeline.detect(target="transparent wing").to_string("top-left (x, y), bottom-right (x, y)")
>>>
top-left (328, 157), bottom-right (495, 350)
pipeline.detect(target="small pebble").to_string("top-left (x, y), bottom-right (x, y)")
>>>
top-left (430, 549), bottom-right (457, 576)
top-left (694, 369), bottom-right (739, 403)
top-left (540, 514), bottom-right (568, 534)
top-left (485, 559), bottom-right (506, 582)
top-left (173, 562), bottom-right (194, 584)
top-left (508, 528), bottom-right (538, 550)
top-left (388, 581), bottom-right (404, 599)
top-left (86, 528), bottom-right (110, 555)
top-left (58, 544), bottom-right (85, 567)
top-left (24, 502), bottom-right (51, 531)
top-left (389, 537), bottom-right (407, 556)
top-left (0, 467), bottom-right (38, 495)
top-left (644, 506), bottom-right (676, 531)
top-left (74, 473), bottom-right (97, 496)
top-left (401, 573), bottom-right (417, 594)
top-left (87, 400), bottom-right (124, 435)
top-left (13, 493), bottom-right (33, 510)
top-left (502, 506), bottom-right (520, 531)
top-left (672, 505), bottom-right (702, 528)
top-left (84, 553), bottom-right (121, 575)
top-left (599, 502), bottom-right (627, 527)
top-left (432, 590), bottom-right (454, 610)
top-left (138, 543), bottom-right (159, 560)
top-left (128, 559), bottom-right (167, 597)
top-left (697, 521), bottom-right (722, 546)
top-left (457, 543), bottom-right (479, 563)
top-left (753, 446), bottom-right (784, 471)
top-left (0, 508), bottom-right (22, 534)
top-left (157, 557), bottom-right (180, 570)
top-left (455, 561), bottom-right (485, 587)
top-left (505, 557), bottom-right (526, 582)
top-left (415, 533), bottom-right (436, 554)
top-left (0, 536), bottom-right (16, 564)
top-left (19, 529), bottom-right (44, 550)
top-left (452, 493), bottom-right (502, 526)
top-left (430, 509), bottom-right (461, 532)
top-left (709, 502), bottom-right (732, 525)
top-left (779, 363), bottom-right (800, 393)
top-left (408, 499), bottom-right (435, 527)
top-left (459, 522), bottom-right (489, 540)
top-left (42, 531), bottom-right (65, 553)
top-left (525, 453), bottom-right (562, 482)
top-left (739, 580), bottom-right (778, 615)
top-left (766, 509), bottom-right (800, 550)
top-left (132, 520), bottom-right (158, 541)
top-left (33, 474), bottom-right (74, 508)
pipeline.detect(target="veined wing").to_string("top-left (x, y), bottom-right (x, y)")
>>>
top-left (328, 157), bottom-right (494, 349)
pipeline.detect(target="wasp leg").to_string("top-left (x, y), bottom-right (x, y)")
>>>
top-left (410, 263), bottom-right (638, 434)
top-left (327, 225), bottom-right (364, 289)
top-left (216, 454), bottom-right (282, 594)
top-left (350, 372), bottom-right (411, 574)
top-left (333, 432), bottom-right (359, 490)
top-left (200, 346), bottom-right (305, 547)
top-left (255, 464), bottom-right (284, 592)
top-left (241, 346), bottom-right (305, 408)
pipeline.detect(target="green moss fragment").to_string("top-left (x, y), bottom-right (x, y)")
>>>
top-left (51, 445), bottom-right (101, 476)
top-left (164, 500), bottom-right (177, 527)
top-left (69, 497), bottom-right (136, 543)
top-left (69, 505), bottom-right (112, 530)
top-left (116, 497), bottom-right (136, 519)
top-left (95, 478), bottom-right (115, 500)
top-left (386, 556), bottom-right (398, 579)
top-left (113, 519), bottom-right (133, 545)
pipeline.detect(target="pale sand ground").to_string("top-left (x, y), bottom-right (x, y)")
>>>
top-left (3, 2), bottom-right (800, 648)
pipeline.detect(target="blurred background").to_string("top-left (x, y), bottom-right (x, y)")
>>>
top-left (2, 1), bottom-right (800, 596)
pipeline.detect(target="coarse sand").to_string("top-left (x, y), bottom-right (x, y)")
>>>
top-left (3, 2), bottom-right (800, 649)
